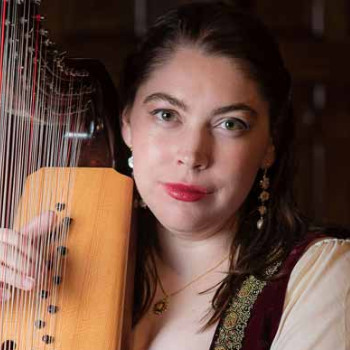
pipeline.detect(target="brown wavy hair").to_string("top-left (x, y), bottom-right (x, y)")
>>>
top-left (118, 2), bottom-right (309, 328)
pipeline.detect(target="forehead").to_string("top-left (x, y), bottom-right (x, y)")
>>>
top-left (135, 47), bottom-right (266, 108)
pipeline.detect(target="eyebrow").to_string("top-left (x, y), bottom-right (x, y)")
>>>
top-left (143, 93), bottom-right (188, 111)
top-left (212, 104), bottom-right (258, 118)
top-left (143, 92), bottom-right (258, 117)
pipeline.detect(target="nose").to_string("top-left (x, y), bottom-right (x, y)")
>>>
top-left (176, 126), bottom-right (212, 171)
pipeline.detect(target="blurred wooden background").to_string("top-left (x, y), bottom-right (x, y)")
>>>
top-left (40, 0), bottom-right (350, 227)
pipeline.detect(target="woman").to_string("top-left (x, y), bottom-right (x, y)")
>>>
top-left (117, 2), bottom-right (350, 350)
top-left (1, 2), bottom-right (349, 349)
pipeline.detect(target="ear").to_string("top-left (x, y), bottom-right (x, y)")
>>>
top-left (121, 108), bottom-right (132, 148)
top-left (261, 138), bottom-right (275, 169)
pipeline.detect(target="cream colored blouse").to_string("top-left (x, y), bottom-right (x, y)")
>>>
top-left (271, 238), bottom-right (350, 350)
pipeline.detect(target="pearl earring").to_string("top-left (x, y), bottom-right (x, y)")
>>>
top-left (128, 147), bottom-right (133, 169)
top-left (128, 147), bottom-right (147, 209)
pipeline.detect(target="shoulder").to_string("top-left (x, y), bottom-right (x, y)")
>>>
top-left (291, 237), bottom-right (350, 288)
top-left (287, 236), bottom-right (350, 306)
top-left (271, 237), bottom-right (350, 350)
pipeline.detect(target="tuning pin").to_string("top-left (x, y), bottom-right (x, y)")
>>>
top-left (1, 340), bottom-right (16, 350)
top-left (53, 276), bottom-right (62, 285)
top-left (55, 203), bottom-right (66, 211)
top-left (57, 246), bottom-right (68, 257)
top-left (62, 217), bottom-right (73, 226)
top-left (40, 29), bottom-right (49, 36)
top-left (20, 17), bottom-right (28, 25)
top-left (42, 335), bottom-right (54, 344)
top-left (48, 305), bottom-right (59, 314)
top-left (34, 15), bottom-right (45, 22)
top-left (34, 320), bottom-right (46, 329)
top-left (40, 290), bottom-right (49, 299)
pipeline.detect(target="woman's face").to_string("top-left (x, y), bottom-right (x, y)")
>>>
top-left (122, 47), bottom-right (274, 238)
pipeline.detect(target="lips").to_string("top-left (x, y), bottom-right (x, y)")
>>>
top-left (163, 183), bottom-right (209, 202)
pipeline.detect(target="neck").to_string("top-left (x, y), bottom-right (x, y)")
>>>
top-left (155, 224), bottom-right (234, 280)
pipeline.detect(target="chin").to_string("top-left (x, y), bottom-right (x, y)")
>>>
top-left (149, 204), bottom-right (216, 235)
top-left (160, 220), bottom-right (210, 236)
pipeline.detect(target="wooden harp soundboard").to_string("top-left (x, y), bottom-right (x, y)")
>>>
top-left (1, 168), bottom-right (133, 350)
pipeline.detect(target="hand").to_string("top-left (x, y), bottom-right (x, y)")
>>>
top-left (0, 211), bottom-right (57, 301)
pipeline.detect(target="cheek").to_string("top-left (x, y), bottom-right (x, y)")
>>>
top-left (216, 137), bottom-right (269, 196)
top-left (131, 128), bottom-right (169, 195)
top-left (131, 116), bottom-right (176, 168)
top-left (132, 130), bottom-right (168, 168)
top-left (220, 136), bottom-right (269, 173)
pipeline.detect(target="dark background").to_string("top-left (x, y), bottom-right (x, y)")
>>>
top-left (40, 0), bottom-right (350, 226)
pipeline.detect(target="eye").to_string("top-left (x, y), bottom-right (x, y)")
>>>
top-left (218, 118), bottom-right (249, 131)
top-left (152, 109), bottom-right (177, 122)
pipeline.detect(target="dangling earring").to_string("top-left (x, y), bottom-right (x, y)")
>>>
top-left (128, 147), bottom-right (133, 169)
top-left (257, 168), bottom-right (270, 230)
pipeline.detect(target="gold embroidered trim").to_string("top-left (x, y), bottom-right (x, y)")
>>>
top-left (212, 263), bottom-right (280, 350)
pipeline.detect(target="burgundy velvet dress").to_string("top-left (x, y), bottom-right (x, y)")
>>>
top-left (209, 234), bottom-right (324, 350)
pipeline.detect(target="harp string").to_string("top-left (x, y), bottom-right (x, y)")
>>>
top-left (0, 0), bottom-right (7, 97)
top-left (0, 0), bottom-right (93, 347)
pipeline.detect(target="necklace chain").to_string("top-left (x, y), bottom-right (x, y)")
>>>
top-left (153, 253), bottom-right (230, 315)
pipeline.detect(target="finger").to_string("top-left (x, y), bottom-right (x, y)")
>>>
top-left (0, 285), bottom-right (11, 302)
top-left (0, 228), bottom-right (21, 247)
top-left (0, 244), bottom-right (33, 275)
top-left (0, 265), bottom-right (35, 291)
top-left (20, 211), bottom-right (58, 240)
top-left (0, 229), bottom-right (39, 263)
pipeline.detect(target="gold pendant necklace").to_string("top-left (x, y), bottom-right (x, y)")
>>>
top-left (153, 296), bottom-right (169, 315)
top-left (152, 253), bottom-right (230, 315)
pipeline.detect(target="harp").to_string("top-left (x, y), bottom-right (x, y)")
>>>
top-left (0, 1), bottom-right (134, 349)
